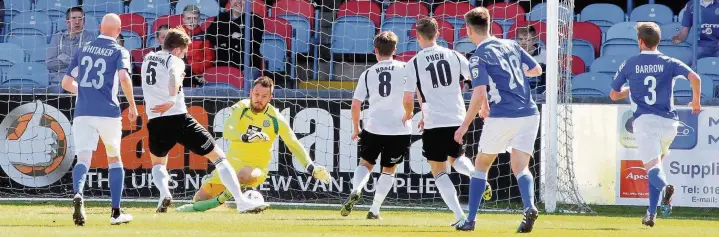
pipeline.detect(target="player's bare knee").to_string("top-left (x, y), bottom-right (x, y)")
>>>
top-left (106, 156), bottom-right (121, 164)
top-left (150, 154), bottom-right (168, 166)
top-left (381, 165), bottom-right (398, 175)
top-left (237, 166), bottom-right (258, 184)
top-left (476, 154), bottom-right (496, 171)
top-left (359, 159), bottom-right (375, 171)
top-left (428, 161), bottom-right (448, 176)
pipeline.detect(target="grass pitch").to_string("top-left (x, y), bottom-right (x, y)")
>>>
top-left (0, 202), bottom-right (717, 237)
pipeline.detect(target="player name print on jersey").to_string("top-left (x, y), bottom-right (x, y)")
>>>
top-left (141, 50), bottom-right (188, 120)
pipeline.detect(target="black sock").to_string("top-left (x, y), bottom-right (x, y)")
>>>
top-left (111, 208), bottom-right (121, 218)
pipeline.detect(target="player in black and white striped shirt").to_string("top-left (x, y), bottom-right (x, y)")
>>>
top-left (341, 32), bottom-right (411, 219)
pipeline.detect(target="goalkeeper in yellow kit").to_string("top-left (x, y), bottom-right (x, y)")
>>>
top-left (176, 77), bottom-right (331, 212)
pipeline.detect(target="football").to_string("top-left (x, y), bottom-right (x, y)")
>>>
top-left (244, 190), bottom-right (264, 203)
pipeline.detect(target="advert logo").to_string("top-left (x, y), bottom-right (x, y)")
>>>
top-left (619, 160), bottom-right (648, 198)
top-left (618, 109), bottom-right (698, 150)
top-left (0, 101), bottom-right (74, 187)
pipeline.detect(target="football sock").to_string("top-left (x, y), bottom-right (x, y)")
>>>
top-left (215, 158), bottom-right (248, 203)
top-left (647, 167), bottom-right (667, 216)
top-left (108, 162), bottom-right (125, 209)
top-left (351, 165), bottom-right (371, 194)
top-left (72, 159), bottom-right (90, 194)
top-left (369, 172), bottom-right (394, 215)
top-left (467, 171), bottom-right (488, 222)
top-left (516, 168), bottom-right (536, 210)
top-left (152, 164), bottom-right (171, 198)
top-left (453, 156), bottom-right (474, 177)
top-left (435, 172), bottom-right (465, 220)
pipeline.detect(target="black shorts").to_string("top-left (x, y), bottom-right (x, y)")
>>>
top-left (358, 130), bottom-right (411, 167)
top-left (147, 113), bottom-right (216, 157)
top-left (422, 126), bottom-right (465, 162)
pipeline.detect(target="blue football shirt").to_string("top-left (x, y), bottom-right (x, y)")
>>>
top-left (66, 35), bottom-right (131, 118)
top-left (611, 51), bottom-right (694, 120)
top-left (470, 37), bottom-right (539, 118)
top-left (682, 0), bottom-right (719, 47)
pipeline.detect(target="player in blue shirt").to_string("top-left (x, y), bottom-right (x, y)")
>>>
top-left (611, 22), bottom-right (701, 227)
top-left (61, 14), bottom-right (138, 226)
top-left (672, 0), bottom-right (719, 59)
top-left (453, 7), bottom-right (543, 233)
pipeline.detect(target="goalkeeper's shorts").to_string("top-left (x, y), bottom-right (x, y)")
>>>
top-left (204, 159), bottom-right (269, 188)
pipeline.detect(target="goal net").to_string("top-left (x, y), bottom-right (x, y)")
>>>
top-left (0, 0), bottom-right (592, 213)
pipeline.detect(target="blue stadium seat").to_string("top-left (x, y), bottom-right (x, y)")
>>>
top-left (0, 43), bottom-right (25, 81)
top-left (606, 22), bottom-right (638, 41)
top-left (275, 15), bottom-right (312, 54)
top-left (146, 35), bottom-right (159, 49)
top-left (6, 35), bottom-right (47, 62)
top-left (601, 39), bottom-right (639, 58)
top-left (261, 33), bottom-right (289, 72)
top-left (659, 42), bottom-right (692, 65)
top-left (35, 0), bottom-right (78, 19)
top-left (590, 55), bottom-right (630, 78)
top-left (3, 0), bottom-right (32, 19)
top-left (678, 7), bottom-right (686, 22)
top-left (129, 0), bottom-right (172, 21)
top-left (331, 16), bottom-right (376, 54)
top-left (120, 30), bottom-right (143, 51)
top-left (405, 37), bottom-right (450, 53)
top-left (697, 57), bottom-right (719, 97)
top-left (630, 4), bottom-right (674, 25)
top-left (674, 75), bottom-right (714, 98)
top-left (527, 3), bottom-right (573, 24)
top-left (571, 72), bottom-right (612, 96)
top-left (454, 37), bottom-right (475, 54)
top-left (4, 62), bottom-right (49, 86)
top-left (175, 0), bottom-right (220, 19)
top-left (9, 12), bottom-right (53, 36)
top-left (83, 0), bottom-right (125, 19)
top-left (580, 3), bottom-right (625, 34)
top-left (380, 17), bottom-right (417, 54)
top-left (572, 39), bottom-right (595, 68)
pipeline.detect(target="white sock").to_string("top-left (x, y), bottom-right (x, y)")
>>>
top-left (352, 165), bottom-right (371, 194)
top-left (435, 172), bottom-right (465, 220)
top-left (369, 172), bottom-right (395, 215)
top-left (453, 156), bottom-right (474, 177)
top-left (151, 164), bottom-right (171, 198)
top-left (215, 159), bottom-right (248, 203)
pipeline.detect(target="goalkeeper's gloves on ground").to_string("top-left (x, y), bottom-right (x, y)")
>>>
top-left (241, 132), bottom-right (270, 143)
top-left (307, 163), bottom-right (331, 184)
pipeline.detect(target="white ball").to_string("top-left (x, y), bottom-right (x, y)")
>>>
top-left (244, 190), bottom-right (264, 203)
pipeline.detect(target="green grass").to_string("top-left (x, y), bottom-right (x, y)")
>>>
top-left (0, 202), bottom-right (718, 237)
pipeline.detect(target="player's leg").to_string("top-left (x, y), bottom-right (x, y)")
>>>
top-left (95, 117), bottom-right (132, 224)
top-left (177, 165), bottom-right (268, 212)
top-left (507, 115), bottom-right (540, 233)
top-left (367, 134), bottom-right (408, 219)
top-left (636, 115), bottom-right (677, 227)
top-left (341, 130), bottom-right (380, 216)
top-left (448, 154), bottom-right (474, 177)
top-left (424, 127), bottom-right (465, 224)
top-left (146, 116), bottom-right (178, 212)
top-left (367, 165), bottom-right (396, 219)
top-left (180, 114), bottom-right (267, 213)
top-left (659, 121), bottom-right (679, 218)
top-left (70, 117), bottom-right (100, 226)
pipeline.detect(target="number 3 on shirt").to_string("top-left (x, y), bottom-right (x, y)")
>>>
top-left (644, 76), bottom-right (657, 105)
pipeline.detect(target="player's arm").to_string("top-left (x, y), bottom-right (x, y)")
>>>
top-left (117, 49), bottom-right (138, 121)
top-left (276, 112), bottom-right (331, 184)
top-left (223, 103), bottom-right (249, 141)
top-left (674, 59), bottom-right (702, 113)
top-left (61, 51), bottom-right (80, 94)
top-left (351, 71), bottom-right (368, 138)
top-left (466, 56), bottom-right (490, 121)
top-left (673, 3), bottom-right (693, 44)
top-left (609, 61), bottom-right (630, 101)
top-left (402, 59), bottom-right (418, 123)
top-left (517, 42), bottom-right (542, 77)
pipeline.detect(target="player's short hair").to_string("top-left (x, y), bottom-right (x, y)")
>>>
top-left (516, 26), bottom-right (537, 37)
top-left (183, 4), bottom-right (201, 15)
top-left (464, 7), bottom-right (491, 36)
top-left (252, 76), bottom-right (275, 92)
top-left (65, 6), bottom-right (84, 20)
top-left (162, 27), bottom-right (191, 51)
top-left (374, 31), bottom-right (398, 57)
top-left (415, 17), bottom-right (438, 40)
top-left (636, 22), bottom-right (661, 48)
top-left (156, 24), bottom-right (170, 38)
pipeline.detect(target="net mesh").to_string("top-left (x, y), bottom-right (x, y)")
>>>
top-left (0, 0), bottom-right (592, 213)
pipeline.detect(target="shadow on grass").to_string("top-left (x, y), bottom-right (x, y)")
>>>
top-left (545, 227), bottom-right (624, 231)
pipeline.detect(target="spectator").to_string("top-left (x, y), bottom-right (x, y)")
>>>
top-left (154, 24), bottom-right (170, 52)
top-left (117, 34), bottom-right (124, 47)
top-left (181, 5), bottom-right (214, 87)
top-left (673, 0), bottom-right (719, 59)
top-left (516, 26), bottom-right (547, 93)
top-left (206, 0), bottom-right (264, 80)
top-left (47, 6), bottom-right (97, 85)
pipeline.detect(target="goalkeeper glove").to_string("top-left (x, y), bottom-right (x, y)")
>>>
top-left (306, 163), bottom-right (331, 184)
top-left (241, 132), bottom-right (270, 143)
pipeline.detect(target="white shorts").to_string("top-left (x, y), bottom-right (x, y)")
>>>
top-left (633, 114), bottom-right (679, 163)
top-left (478, 115), bottom-right (540, 155)
top-left (72, 116), bottom-right (122, 157)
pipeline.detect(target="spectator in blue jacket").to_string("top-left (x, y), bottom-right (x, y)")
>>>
top-left (47, 6), bottom-right (97, 85)
top-left (673, 0), bottom-right (719, 59)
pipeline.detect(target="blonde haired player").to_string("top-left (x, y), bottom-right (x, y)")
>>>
top-left (176, 77), bottom-right (331, 212)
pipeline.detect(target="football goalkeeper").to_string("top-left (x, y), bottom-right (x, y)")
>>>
top-left (176, 77), bottom-right (331, 212)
